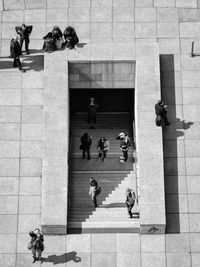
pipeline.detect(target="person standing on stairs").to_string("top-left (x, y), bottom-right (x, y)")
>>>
top-left (125, 188), bottom-right (136, 218)
top-left (80, 132), bottom-right (92, 160)
top-left (97, 137), bottom-right (110, 162)
top-left (116, 132), bottom-right (131, 163)
top-left (87, 97), bottom-right (99, 128)
top-left (89, 178), bottom-right (101, 208)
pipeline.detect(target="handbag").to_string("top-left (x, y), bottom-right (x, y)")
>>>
top-left (79, 144), bottom-right (84, 150)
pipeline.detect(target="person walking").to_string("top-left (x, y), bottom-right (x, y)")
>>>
top-left (97, 137), bottom-right (110, 162)
top-left (89, 178), bottom-right (101, 208)
top-left (88, 97), bottom-right (99, 127)
top-left (125, 188), bottom-right (136, 218)
top-left (15, 24), bottom-right (33, 54)
top-left (155, 100), bottom-right (170, 127)
top-left (63, 26), bottom-right (79, 49)
top-left (28, 228), bottom-right (44, 263)
top-left (10, 36), bottom-right (26, 72)
top-left (116, 132), bottom-right (131, 163)
top-left (80, 132), bottom-right (92, 160)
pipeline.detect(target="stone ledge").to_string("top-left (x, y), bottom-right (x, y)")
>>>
top-left (42, 51), bottom-right (69, 235)
top-left (135, 42), bottom-right (166, 234)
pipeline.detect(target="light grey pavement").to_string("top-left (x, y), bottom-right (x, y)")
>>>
top-left (1, 0), bottom-right (200, 266)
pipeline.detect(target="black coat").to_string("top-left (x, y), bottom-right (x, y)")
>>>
top-left (15, 25), bottom-right (33, 41)
top-left (29, 231), bottom-right (44, 251)
top-left (10, 39), bottom-right (21, 58)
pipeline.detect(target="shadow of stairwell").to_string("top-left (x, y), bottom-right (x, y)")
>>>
top-left (160, 55), bottom-right (193, 234)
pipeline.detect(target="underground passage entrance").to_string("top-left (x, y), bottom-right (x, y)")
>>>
top-left (67, 61), bottom-right (139, 233)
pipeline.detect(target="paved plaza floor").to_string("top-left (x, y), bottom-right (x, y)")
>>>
top-left (1, 0), bottom-right (200, 266)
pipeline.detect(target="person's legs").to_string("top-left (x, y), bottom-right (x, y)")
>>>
top-left (103, 151), bottom-right (107, 162)
top-left (31, 248), bottom-right (37, 263)
top-left (92, 192), bottom-right (97, 207)
top-left (25, 39), bottom-right (29, 54)
top-left (163, 114), bottom-right (170, 126)
top-left (82, 149), bottom-right (86, 159)
top-left (16, 57), bottom-right (22, 69)
top-left (36, 249), bottom-right (42, 261)
top-left (97, 151), bottom-right (102, 161)
top-left (19, 37), bottom-right (23, 52)
top-left (13, 57), bottom-right (17, 67)
top-left (86, 148), bottom-right (91, 160)
top-left (123, 150), bottom-right (128, 162)
top-left (127, 205), bottom-right (133, 218)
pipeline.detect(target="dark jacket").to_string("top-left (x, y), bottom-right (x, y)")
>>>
top-left (10, 39), bottom-right (21, 58)
top-left (81, 133), bottom-right (92, 149)
top-left (155, 103), bottom-right (167, 117)
top-left (29, 231), bottom-right (44, 251)
top-left (126, 192), bottom-right (136, 206)
top-left (63, 26), bottom-right (79, 44)
top-left (97, 138), bottom-right (110, 151)
top-left (120, 136), bottom-right (131, 151)
top-left (15, 25), bottom-right (33, 41)
top-left (90, 179), bottom-right (98, 189)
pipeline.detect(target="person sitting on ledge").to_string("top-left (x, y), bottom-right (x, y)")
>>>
top-left (63, 26), bottom-right (79, 49)
top-left (43, 26), bottom-right (63, 52)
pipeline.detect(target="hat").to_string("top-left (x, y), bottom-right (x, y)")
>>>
top-left (119, 132), bottom-right (125, 137)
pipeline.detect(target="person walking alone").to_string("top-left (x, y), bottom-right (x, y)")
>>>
top-left (89, 178), bottom-right (101, 208)
top-left (80, 132), bottom-right (92, 160)
top-left (125, 188), bottom-right (136, 218)
top-left (28, 228), bottom-right (44, 263)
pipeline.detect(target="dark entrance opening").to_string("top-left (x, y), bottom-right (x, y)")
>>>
top-left (69, 88), bottom-right (134, 113)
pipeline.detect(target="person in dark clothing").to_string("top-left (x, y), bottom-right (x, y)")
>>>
top-left (63, 26), bottom-right (79, 49)
top-left (155, 100), bottom-right (170, 127)
top-left (80, 132), bottom-right (92, 160)
top-left (125, 188), bottom-right (136, 218)
top-left (97, 137), bottom-right (110, 162)
top-left (88, 97), bottom-right (99, 127)
top-left (116, 132), bottom-right (131, 163)
top-left (43, 26), bottom-right (63, 52)
top-left (89, 178), bottom-right (101, 207)
top-left (28, 228), bottom-right (44, 263)
top-left (15, 24), bottom-right (33, 54)
top-left (10, 36), bottom-right (25, 72)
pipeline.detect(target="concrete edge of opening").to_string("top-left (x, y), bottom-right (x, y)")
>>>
top-left (135, 42), bottom-right (166, 234)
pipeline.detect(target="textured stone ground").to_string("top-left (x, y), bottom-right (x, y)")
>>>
top-left (1, 0), bottom-right (200, 266)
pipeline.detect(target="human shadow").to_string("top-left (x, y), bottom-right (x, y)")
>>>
top-left (42, 251), bottom-right (81, 265)
top-left (22, 53), bottom-right (44, 71)
top-left (160, 55), bottom-right (193, 234)
top-left (77, 42), bottom-right (87, 48)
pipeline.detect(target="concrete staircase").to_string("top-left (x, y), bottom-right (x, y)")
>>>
top-left (67, 113), bottom-right (140, 233)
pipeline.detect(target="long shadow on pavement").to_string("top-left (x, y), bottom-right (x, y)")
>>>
top-left (42, 251), bottom-right (81, 265)
top-left (160, 55), bottom-right (193, 234)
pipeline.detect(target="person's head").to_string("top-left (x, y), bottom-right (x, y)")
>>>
top-left (22, 24), bottom-right (26, 30)
top-left (126, 188), bottom-right (132, 195)
top-left (158, 100), bottom-right (164, 106)
top-left (53, 26), bottom-right (59, 33)
top-left (119, 132), bottom-right (125, 139)
top-left (83, 132), bottom-right (89, 138)
top-left (34, 228), bottom-right (40, 235)
top-left (90, 97), bottom-right (95, 102)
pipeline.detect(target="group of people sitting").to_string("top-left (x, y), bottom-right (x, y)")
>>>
top-left (9, 23), bottom-right (79, 72)
top-left (43, 25), bottom-right (79, 52)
